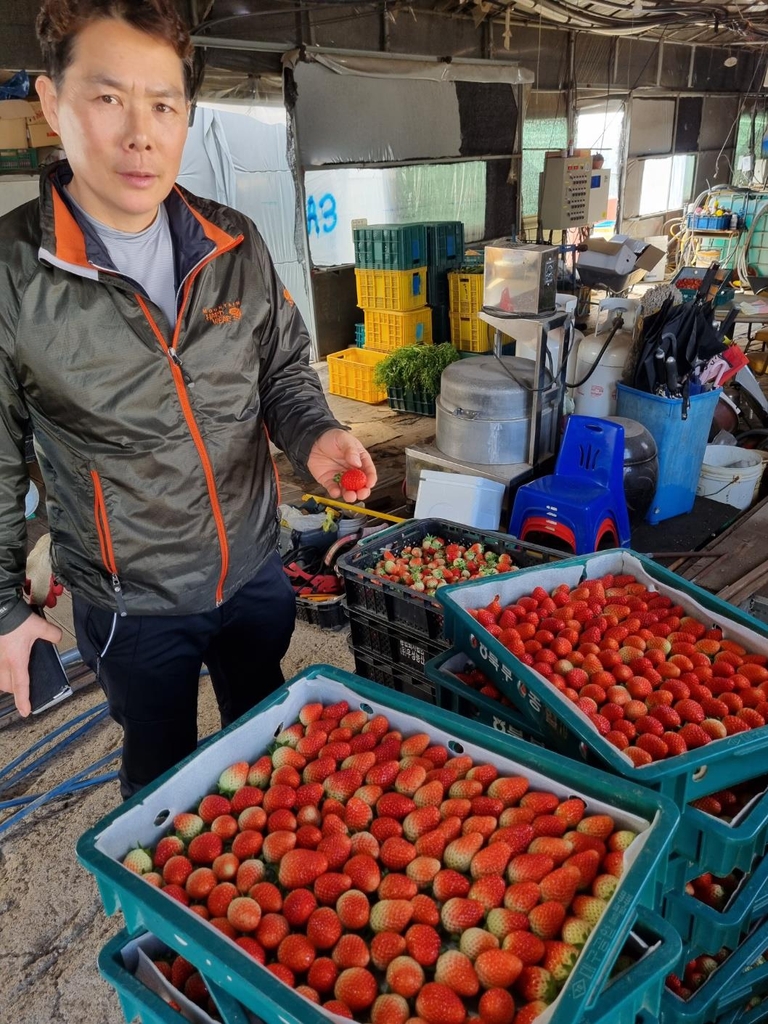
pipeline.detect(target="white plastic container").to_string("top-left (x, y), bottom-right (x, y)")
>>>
top-left (512, 293), bottom-right (584, 376)
top-left (573, 297), bottom-right (639, 419)
top-left (414, 470), bottom-right (504, 530)
top-left (696, 445), bottom-right (766, 509)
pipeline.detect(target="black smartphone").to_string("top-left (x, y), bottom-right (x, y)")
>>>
top-left (28, 607), bottom-right (72, 715)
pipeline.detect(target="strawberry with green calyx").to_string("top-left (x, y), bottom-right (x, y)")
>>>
top-left (123, 847), bottom-right (153, 874)
top-left (335, 469), bottom-right (368, 493)
top-left (218, 761), bottom-right (249, 796)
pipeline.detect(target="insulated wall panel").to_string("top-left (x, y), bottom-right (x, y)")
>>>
top-left (676, 97), bottom-right (702, 153)
top-left (492, 25), bottom-right (566, 90)
top-left (616, 39), bottom-right (660, 89)
top-left (700, 96), bottom-right (740, 151)
top-left (659, 44), bottom-right (691, 90)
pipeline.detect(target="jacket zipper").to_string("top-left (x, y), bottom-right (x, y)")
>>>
top-left (137, 234), bottom-right (244, 606)
top-left (91, 470), bottom-right (128, 616)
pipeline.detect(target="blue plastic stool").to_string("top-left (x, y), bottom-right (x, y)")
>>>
top-left (510, 416), bottom-right (631, 554)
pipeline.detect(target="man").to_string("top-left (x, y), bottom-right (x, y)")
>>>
top-left (0, 0), bottom-right (376, 799)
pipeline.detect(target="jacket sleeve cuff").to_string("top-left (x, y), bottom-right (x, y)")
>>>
top-left (287, 418), bottom-right (347, 477)
top-left (0, 596), bottom-right (33, 635)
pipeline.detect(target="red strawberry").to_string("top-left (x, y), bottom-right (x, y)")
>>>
top-left (471, 842), bottom-right (512, 879)
top-left (377, 792), bottom-right (417, 820)
top-left (334, 967), bottom-right (377, 1012)
top-left (278, 933), bottom-right (316, 974)
top-left (486, 908), bottom-right (530, 939)
top-left (277, 849), bottom-right (328, 889)
top-left (163, 855), bottom-right (193, 887)
top-left (344, 797), bottom-right (373, 833)
top-left (478, 988), bottom-right (516, 1024)
top-left (332, 933), bottom-right (371, 969)
top-left (237, 806), bottom-right (267, 832)
top-left (520, 792), bottom-right (560, 815)
top-left (153, 836), bottom-right (185, 868)
top-left (517, 965), bottom-right (557, 1003)
top-left (441, 897), bottom-right (485, 934)
top-left (198, 794), bottom-right (232, 823)
top-left (386, 956), bottom-right (425, 999)
top-left (414, 780), bottom-right (446, 808)
top-left (324, 769), bottom-right (364, 803)
top-left (503, 930), bottom-right (546, 965)
top-left (335, 888), bottom-right (370, 930)
top-left (410, 893), bottom-right (440, 926)
top-left (527, 837), bottom-right (574, 864)
top-left (173, 813), bottom-right (204, 843)
top-left (227, 896), bottom-right (262, 931)
top-left (307, 956), bottom-right (338, 994)
top-left (459, 927), bottom-right (500, 961)
top-left (469, 874), bottom-right (507, 910)
top-left (317, 834), bottom-right (353, 871)
top-left (433, 869), bottom-right (471, 902)
top-left (487, 776), bottom-right (530, 806)
top-left (415, 982), bottom-right (468, 1024)
top-left (188, 833), bottom-right (223, 865)
top-left (344, 854), bottom-right (381, 893)
top-left (540, 865), bottom-right (581, 905)
top-left (415, 830), bottom-right (448, 860)
top-left (218, 761), bottom-right (249, 795)
top-left (507, 854), bottom-right (555, 883)
top-left (444, 833), bottom-right (484, 872)
top-left (306, 907), bottom-right (342, 950)
top-left (282, 888), bottom-right (317, 927)
top-left (403, 806), bottom-right (442, 842)
top-left (406, 855), bottom-right (441, 888)
top-left (337, 468), bottom-right (368, 493)
top-left (379, 873), bottom-right (418, 901)
top-left (371, 933), bottom-right (407, 972)
top-left (435, 949), bottom-right (480, 996)
top-left (381, 836), bottom-right (418, 871)
top-left (314, 872), bottom-right (352, 905)
top-left (541, 940), bottom-right (578, 982)
top-left (370, 994), bottom-right (410, 1024)
top-left (505, 881), bottom-right (541, 913)
top-left (529, 901), bottom-right (567, 940)
top-left (350, 831), bottom-right (379, 859)
top-left (475, 949), bottom-right (524, 988)
top-left (576, 815), bottom-right (615, 840)
top-left (260, 830), bottom-right (294, 863)
top-left (404, 923), bottom-right (442, 967)
top-left (323, 1000), bottom-right (352, 1019)
top-left (370, 899), bottom-right (414, 934)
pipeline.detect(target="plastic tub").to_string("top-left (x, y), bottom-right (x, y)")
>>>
top-left (77, 665), bottom-right (680, 1024)
top-left (697, 445), bottom-right (765, 509)
top-left (616, 384), bottom-right (721, 523)
top-left (414, 471), bottom-right (504, 530)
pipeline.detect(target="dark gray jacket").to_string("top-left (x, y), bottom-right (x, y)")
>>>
top-left (0, 161), bottom-right (339, 632)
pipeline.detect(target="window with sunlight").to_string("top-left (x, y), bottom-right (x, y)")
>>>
top-left (639, 154), bottom-right (696, 216)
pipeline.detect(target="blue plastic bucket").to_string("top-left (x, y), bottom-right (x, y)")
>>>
top-left (616, 384), bottom-right (721, 523)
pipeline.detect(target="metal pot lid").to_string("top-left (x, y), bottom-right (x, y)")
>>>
top-left (440, 356), bottom-right (555, 419)
top-left (605, 415), bottom-right (658, 465)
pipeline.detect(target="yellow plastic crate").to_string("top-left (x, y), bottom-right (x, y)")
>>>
top-left (327, 348), bottom-right (387, 404)
top-left (355, 268), bottom-right (428, 311)
top-left (448, 271), bottom-right (484, 317)
top-left (363, 308), bottom-right (433, 352)
top-left (450, 313), bottom-right (493, 352)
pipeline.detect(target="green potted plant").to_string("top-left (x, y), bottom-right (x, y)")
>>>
top-left (373, 343), bottom-right (460, 417)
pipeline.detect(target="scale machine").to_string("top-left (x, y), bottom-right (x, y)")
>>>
top-left (405, 244), bottom-right (572, 511)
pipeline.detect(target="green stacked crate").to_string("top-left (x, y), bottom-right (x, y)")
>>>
top-left (353, 224), bottom-right (428, 270)
top-left (424, 221), bottom-right (464, 343)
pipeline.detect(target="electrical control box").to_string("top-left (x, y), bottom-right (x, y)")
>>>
top-left (588, 170), bottom-right (611, 225)
top-left (539, 156), bottom-right (591, 230)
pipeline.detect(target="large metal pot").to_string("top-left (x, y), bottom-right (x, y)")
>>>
top-left (436, 356), bottom-right (557, 466)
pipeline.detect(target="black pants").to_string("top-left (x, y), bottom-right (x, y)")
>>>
top-left (73, 552), bottom-right (296, 801)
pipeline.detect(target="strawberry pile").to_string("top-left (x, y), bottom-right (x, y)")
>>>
top-left (467, 573), bottom-right (768, 766)
top-left (150, 954), bottom-right (216, 1017)
top-left (666, 948), bottom-right (729, 1001)
top-left (121, 700), bottom-right (640, 1024)
top-left (453, 661), bottom-right (518, 711)
top-left (373, 537), bottom-right (517, 597)
top-left (685, 869), bottom-right (743, 912)
top-left (690, 777), bottom-right (768, 823)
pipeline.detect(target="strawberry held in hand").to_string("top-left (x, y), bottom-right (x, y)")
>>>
top-left (118, 699), bottom-right (642, 1023)
top-left (336, 468), bottom-right (369, 495)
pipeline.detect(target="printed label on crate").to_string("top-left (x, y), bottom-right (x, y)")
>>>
top-left (399, 639), bottom-right (426, 666)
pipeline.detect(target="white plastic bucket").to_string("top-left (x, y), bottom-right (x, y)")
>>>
top-left (696, 445), bottom-right (766, 509)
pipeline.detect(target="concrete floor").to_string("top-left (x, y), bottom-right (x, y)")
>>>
top-left (0, 620), bottom-right (355, 1024)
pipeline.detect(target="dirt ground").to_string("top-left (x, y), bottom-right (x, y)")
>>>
top-left (0, 620), bottom-right (354, 1024)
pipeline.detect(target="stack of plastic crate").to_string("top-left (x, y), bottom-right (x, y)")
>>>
top-left (448, 266), bottom-right (493, 353)
top-left (353, 224), bottom-right (433, 353)
top-left (424, 221), bottom-right (465, 343)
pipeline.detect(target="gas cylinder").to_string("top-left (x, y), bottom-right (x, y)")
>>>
top-left (572, 298), bottom-right (639, 419)
top-left (510, 293), bottom-right (585, 378)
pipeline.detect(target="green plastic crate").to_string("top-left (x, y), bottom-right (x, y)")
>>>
top-left (100, 914), bottom-right (680, 1024)
top-left (353, 224), bottom-right (428, 270)
top-left (0, 147), bottom-right (38, 172)
top-left (437, 548), bottom-right (768, 820)
top-left (386, 386), bottom-right (436, 416)
top-left (662, 850), bottom-right (768, 961)
top-left (424, 221), bottom-right (465, 269)
top-left (657, 916), bottom-right (768, 1024)
top-left (673, 776), bottom-right (768, 881)
top-left (78, 665), bottom-right (680, 1024)
top-left (426, 647), bottom-right (546, 744)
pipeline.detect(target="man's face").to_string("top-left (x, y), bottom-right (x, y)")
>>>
top-left (37, 17), bottom-right (189, 232)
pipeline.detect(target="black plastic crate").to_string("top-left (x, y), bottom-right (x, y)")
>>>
top-left (295, 595), bottom-right (348, 631)
top-left (351, 644), bottom-right (437, 706)
top-left (430, 303), bottom-right (451, 345)
top-left (336, 518), bottom-right (564, 641)
top-left (349, 611), bottom-right (447, 672)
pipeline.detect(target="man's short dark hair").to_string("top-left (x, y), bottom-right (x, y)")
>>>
top-left (37, 0), bottom-right (194, 98)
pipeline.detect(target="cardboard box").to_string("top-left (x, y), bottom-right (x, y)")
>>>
top-left (577, 235), bottom-right (665, 291)
top-left (0, 99), bottom-right (32, 150)
top-left (26, 102), bottom-right (61, 148)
